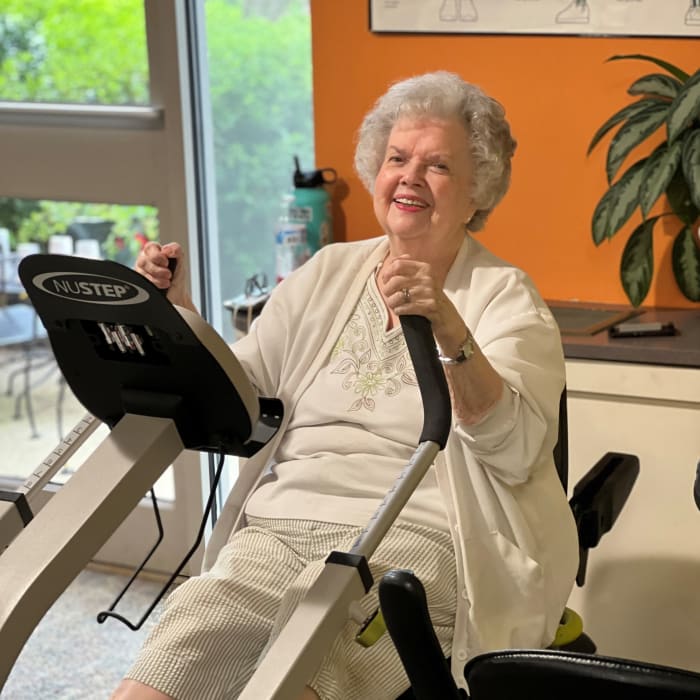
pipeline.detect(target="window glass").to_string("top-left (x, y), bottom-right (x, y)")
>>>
top-left (205, 0), bottom-right (314, 340)
top-left (1, 199), bottom-right (158, 266)
top-left (0, 198), bottom-right (174, 498)
top-left (0, 0), bottom-right (148, 104)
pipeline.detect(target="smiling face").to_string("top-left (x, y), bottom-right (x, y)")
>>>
top-left (373, 116), bottom-right (477, 257)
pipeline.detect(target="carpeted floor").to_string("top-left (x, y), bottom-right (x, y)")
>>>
top-left (2, 565), bottom-right (181, 699)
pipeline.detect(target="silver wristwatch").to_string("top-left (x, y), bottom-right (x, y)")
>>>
top-left (437, 332), bottom-right (475, 365)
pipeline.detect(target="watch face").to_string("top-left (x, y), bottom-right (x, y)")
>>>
top-left (438, 334), bottom-right (474, 365)
top-left (461, 334), bottom-right (475, 362)
top-left (438, 333), bottom-right (474, 364)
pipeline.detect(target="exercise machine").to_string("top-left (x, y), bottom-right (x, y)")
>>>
top-left (0, 253), bottom-right (452, 698)
top-left (0, 253), bottom-right (284, 689)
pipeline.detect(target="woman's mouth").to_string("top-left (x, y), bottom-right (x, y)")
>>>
top-left (393, 196), bottom-right (428, 211)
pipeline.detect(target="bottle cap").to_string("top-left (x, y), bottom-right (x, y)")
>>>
top-left (293, 155), bottom-right (337, 188)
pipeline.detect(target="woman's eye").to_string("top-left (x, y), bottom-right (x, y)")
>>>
top-left (431, 162), bottom-right (448, 171)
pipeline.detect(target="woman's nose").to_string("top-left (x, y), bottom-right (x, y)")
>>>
top-left (400, 161), bottom-right (425, 185)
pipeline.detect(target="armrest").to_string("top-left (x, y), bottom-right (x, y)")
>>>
top-left (570, 451), bottom-right (640, 586)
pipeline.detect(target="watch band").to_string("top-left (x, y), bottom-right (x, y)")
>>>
top-left (437, 331), bottom-right (475, 365)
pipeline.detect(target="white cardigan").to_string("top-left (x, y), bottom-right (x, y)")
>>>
top-left (203, 234), bottom-right (578, 691)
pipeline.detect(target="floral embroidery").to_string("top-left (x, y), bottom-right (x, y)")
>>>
top-left (331, 276), bottom-right (417, 412)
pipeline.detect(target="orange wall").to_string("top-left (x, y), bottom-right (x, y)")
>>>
top-left (310, 2), bottom-right (698, 308)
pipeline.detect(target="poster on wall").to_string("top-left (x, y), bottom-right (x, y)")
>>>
top-left (369, 0), bottom-right (700, 37)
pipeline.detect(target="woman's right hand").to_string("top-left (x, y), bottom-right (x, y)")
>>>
top-left (135, 241), bottom-right (195, 311)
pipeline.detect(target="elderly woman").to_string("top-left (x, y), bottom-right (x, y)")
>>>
top-left (113, 71), bottom-right (578, 700)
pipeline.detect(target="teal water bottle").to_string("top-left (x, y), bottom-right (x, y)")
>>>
top-left (289, 156), bottom-right (337, 255)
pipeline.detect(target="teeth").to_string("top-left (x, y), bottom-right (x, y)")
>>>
top-left (395, 197), bottom-right (425, 206)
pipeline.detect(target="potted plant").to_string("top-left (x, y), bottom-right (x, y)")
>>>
top-left (588, 53), bottom-right (700, 307)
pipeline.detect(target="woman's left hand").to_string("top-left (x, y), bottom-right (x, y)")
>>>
top-left (377, 254), bottom-right (467, 354)
top-left (377, 254), bottom-right (504, 424)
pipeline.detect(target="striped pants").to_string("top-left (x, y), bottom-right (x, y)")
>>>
top-left (125, 516), bottom-right (457, 700)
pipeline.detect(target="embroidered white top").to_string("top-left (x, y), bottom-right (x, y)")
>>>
top-left (245, 272), bottom-right (449, 531)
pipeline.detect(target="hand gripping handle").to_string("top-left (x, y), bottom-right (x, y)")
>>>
top-left (399, 315), bottom-right (452, 449)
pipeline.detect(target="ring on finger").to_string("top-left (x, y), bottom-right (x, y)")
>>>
top-left (402, 287), bottom-right (411, 303)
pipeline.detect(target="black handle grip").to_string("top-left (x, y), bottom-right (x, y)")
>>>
top-left (159, 256), bottom-right (177, 297)
top-left (399, 314), bottom-right (451, 449)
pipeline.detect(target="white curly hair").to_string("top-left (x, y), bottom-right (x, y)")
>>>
top-left (354, 71), bottom-right (517, 232)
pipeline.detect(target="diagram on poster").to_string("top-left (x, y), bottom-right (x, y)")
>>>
top-left (370, 0), bottom-right (700, 36)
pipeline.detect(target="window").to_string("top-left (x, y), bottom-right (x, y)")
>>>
top-left (0, 0), bottom-right (149, 105)
top-left (203, 0), bottom-right (314, 341)
top-left (0, 198), bottom-right (165, 492)
top-left (0, 0), bottom-right (198, 572)
top-left (0, 0), bottom-right (315, 572)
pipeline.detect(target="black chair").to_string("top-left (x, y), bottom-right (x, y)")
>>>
top-left (385, 450), bottom-right (700, 700)
top-left (385, 388), bottom-right (642, 699)
top-left (463, 649), bottom-right (700, 699)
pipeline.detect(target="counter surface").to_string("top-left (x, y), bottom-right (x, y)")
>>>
top-left (547, 302), bottom-right (700, 368)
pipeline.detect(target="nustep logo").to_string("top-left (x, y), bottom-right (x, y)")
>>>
top-left (32, 272), bottom-right (150, 305)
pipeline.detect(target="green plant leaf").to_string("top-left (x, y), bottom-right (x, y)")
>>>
top-left (667, 70), bottom-right (700, 143)
top-left (628, 73), bottom-right (682, 99)
top-left (607, 54), bottom-right (690, 82)
top-left (667, 166), bottom-right (700, 225)
top-left (671, 224), bottom-right (700, 302)
top-left (639, 140), bottom-right (683, 217)
top-left (592, 158), bottom-right (647, 244)
top-left (620, 217), bottom-right (658, 306)
top-left (681, 127), bottom-right (700, 210)
top-left (592, 189), bottom-right (615, 246)
top-left (606, 101), bottom-right (669, 182)
top-left (587, 97), bottom-right (666, 156)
